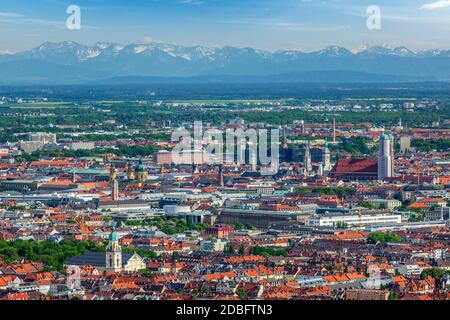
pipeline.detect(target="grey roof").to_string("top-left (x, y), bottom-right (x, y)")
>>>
top-left (65, 251), bottom-right (134, 267)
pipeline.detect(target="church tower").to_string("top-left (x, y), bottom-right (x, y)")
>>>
top-left (323, 145), bottom-right (331, 171)
top-left (112, 179), bottom-right (119, 201)
top-left (303, 143), bottom-right (312, 176)
top-left (135, 159), bottom-right (148, 182)
top-left (109, 164), bottom-right (117, 181)
top-left (127, 162), bottom-right (135, 180)
top-left (105, 231), bottom-right (122, 272)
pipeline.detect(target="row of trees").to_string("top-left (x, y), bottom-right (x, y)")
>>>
top-left (72, 133), bottom-right (171, 142)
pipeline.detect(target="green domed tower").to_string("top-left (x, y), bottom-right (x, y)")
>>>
top-left (106, 230), bottom-right (122, 272)
top-left (135, 159), bottom-right (148, 182)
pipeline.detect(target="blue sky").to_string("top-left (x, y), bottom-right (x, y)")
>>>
top-left (1, 0), bottom-right (450, 52)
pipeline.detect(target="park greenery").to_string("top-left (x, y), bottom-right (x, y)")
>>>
top-left (367, 232), bottom-right (401, 244)
top-left (122, 247), bottom-right (157, 259)
top-left (298, 187), bottom-right (355, 198)
top-left (71, 133), bottom-right (171, 142)
top-left (335, 221), bottom-right (349, 229)
top-left (250, 246), bottom-right (287, 257)
top-left (357, 201), bottom-right (377, 210)
top-left (234, 223), bottom-right (254, 230)
top-left (0, 239), bottom-right (105, 272)
top-left (15, 144), bottom-right (157, 163)
top-left (0, 238), bottom-right (157, 272)
top-left (420, 268), bottom-right (450, 280)
top-left (125, 216), bottom-right (208, 235)
top-left (412, 139), bottom-right (450, 152)
top-left (329, 136), bottom-right (374, 155)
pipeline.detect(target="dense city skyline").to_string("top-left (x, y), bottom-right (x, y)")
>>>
top-left (0, 0), bottom-right (450, 306)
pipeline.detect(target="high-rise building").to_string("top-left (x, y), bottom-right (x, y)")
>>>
top-left (377, 134), bottom-right (394, 180)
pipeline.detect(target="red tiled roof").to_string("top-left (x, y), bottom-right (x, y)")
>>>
top-left (332, 158), bottom-right (378, 174)
top-left (30, 160), bottom-right (69, 167)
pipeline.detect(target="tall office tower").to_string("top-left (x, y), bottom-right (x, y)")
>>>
top-left (377, 134), bottom-right (394, 181)
top-left (390, 135), bottom-right (395, 175)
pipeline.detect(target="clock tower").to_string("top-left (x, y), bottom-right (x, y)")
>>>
top-left (105, 230), bottom-right (122, 272)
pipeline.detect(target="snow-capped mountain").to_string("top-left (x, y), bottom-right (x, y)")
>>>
top-left (356, 45), bottom-right (416, 57)
top-left (315, 46), bottom-right (354, 57)
top-left (0, 41), bottom-right (449, 83)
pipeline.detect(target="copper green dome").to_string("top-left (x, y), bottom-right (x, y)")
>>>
top-left (109, 231), bottom-right (119, 241)
top-left (135, 159), bottom-right (146, 172)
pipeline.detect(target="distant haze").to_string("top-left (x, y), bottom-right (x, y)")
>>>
top-left (0, 41), bottom-right (449, 84)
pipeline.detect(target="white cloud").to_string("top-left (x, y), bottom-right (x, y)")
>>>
top-left (179, 0), bottom-right (205, 5)
top-left (0, 11), bottom-right (96, 30)
top-left (421, 0), bottom-right (450, 10)
top-left (0, 12), bottom-right (24, 18)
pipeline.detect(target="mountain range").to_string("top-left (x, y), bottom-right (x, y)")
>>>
top-left (1, 41), bottom-right (450, 84)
